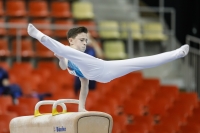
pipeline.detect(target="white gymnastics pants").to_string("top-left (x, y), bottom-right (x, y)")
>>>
top-left (39, 35), bottom-right (181, 83)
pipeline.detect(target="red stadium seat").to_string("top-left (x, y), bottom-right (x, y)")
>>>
top-left (176, 92), bottom-right (198, 107)
top-left (0, 39), bottom-right (10, 57)
top-left (147, 98), bottom-right (171, 117)
top-left (152, 123), bottom-right (176, 133)
top-left (92, 98), bottom-right (119, 115)
top-left (124, 71), bottom-right (143, 85)
top-left (8, 18), bottom-right (28, 36)
top-left (44, 76), bottom-right (70, 91)
top-left (105, 89), bottom-right (127, 106)
top-left (88, 104), bottom-right (114, 114)
top-left (37, 61), bottom-right (58, 71)
top-left (179, 123), bottom-right (200, 133)
top-left (0, 18), bottom-right (6, 36)
top-left (112, 114), bottom-right (127, 133)
top-left (95, 81), bottom-right (115, 94)
top-left (37, 80), bottom-right (61, 94)
top-left (123, 99), bottom-right (145, 116)
top-left (18, 97), bottom-right (39, 110)
top-left (142, 78), bottom-right (160, 92)
top-left (65, 104), bottom-right (78, 112)
top-left (172, 102), bottom-right (193, 114)
top-left (155, 85), bottom-right (179, 103)
top-left (11, 39), bottom-right (34, 58)
top-left (54, 20), bottom-right (73, 38)
top-left (8, 104), bottom-right (33, 116)
top-left (60, 39), bottom-right (70, 46)
top-left (8, 73), bottom-right (19, 84)
top-left (166, 106), bottom-right (191, 123)
top-left (0, 121), bottom-right (7, 133)
top-left (126, 124), bottom-right (148, 133)
top-left (0, 62), bottom-right (10, 71)
top-left (51, 1), bottom-right (71, 18)
top-left (17, 79), bottom-right (38, 95)
top-left (6, 1), bottom-right (26, 17)
top-left (193, 105), bottom-right (200, 115)
top-left (0, 113), bottom-right (18, 133)
top-left (159, 85), bottom-right (179, 97)
top-left (187, 115), bottom-right (200, 126)
top-left (35, 41), bottom-right (54, 58)
top-left (160, 115), bottom-right (182, 131)
top-left (131, 88), bottom-right (153, 105)
top-left (86, 90), bottom-right (102, 104)
top-left (9, 62), bottom-right (33, 78)
top-left (0, 96), bottom-right (13, 114)
top-left (51, 89), bottom-right (76, 100)
top-left (136, 83), bottom-right (157, 97)
top-left (133, 115), bottom-right (154, 131)
top-left (54, 70), bottom-right (75, 89)
top-left (18, 72), bottom-right (42, 94)
top-left (0, 1), bottom-right (4, 16)
top-left (12, 62), bottom-right (33, 72)
top-left (31, 19), bottom-right (52, 36)
top-left (77, 20), bottom-right (99, 38)
top-left (28, 1), bottom-right (49, 18)
top-left (30, 73), bottom-right (43, 87)
top-left (32, 69), bottom-right (51, 82)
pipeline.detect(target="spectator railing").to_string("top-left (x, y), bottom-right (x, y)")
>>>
top-left (138, 6), bottom-right (176, 50)
top-left (0, 22), bottom-right (172, 62)
top-left (185, 35), bottom-right (200, 97)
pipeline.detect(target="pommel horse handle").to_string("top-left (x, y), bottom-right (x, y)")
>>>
top-left (52, 99), bottom-right (79, 116)
top-left (34, 100), bottom-right (66, 117)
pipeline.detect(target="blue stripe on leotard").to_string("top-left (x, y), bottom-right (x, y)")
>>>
top-left (67, 60), bottom-right (85, 78)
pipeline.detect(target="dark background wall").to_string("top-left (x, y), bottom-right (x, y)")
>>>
top-left (142, 0), bottom-right (200, 45)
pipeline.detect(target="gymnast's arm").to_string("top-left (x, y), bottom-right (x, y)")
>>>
top-left (79, 77), bottom-right (89, 112)
top-left (54, 53), bottom-right (68, 70)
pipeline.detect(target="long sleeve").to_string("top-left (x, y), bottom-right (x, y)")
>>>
top-left (58, 58), bottom-right (68, 70)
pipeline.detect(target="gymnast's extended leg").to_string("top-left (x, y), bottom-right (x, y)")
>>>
top-left (28, 23), bottom-right (189, 83)
top-left (99, 44), bottom-right (189, 82)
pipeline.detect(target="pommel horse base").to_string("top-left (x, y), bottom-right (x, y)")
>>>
top-left (9, 99), bottom-right (113, 133)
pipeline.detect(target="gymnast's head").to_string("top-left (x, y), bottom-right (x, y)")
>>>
top-left (67, 26), bottom-right (88, 52)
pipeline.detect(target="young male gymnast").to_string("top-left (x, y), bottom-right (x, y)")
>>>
top-left (27, 24), bottom-right (189, 111)
top-left (27, 24), bottom-right (189, 83)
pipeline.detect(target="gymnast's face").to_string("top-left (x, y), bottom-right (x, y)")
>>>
top-left (69, 32), bottom-right (88, 52)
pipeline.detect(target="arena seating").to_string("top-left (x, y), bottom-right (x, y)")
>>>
top-left (0, 60), bottom-right (200, 133)
top-left (99, 21), bottom-right (120, 39)
top-left (6, 1), bottom-right (26, 17)
top-left (0, 1), bottom-right (199, 133)
top-left (28, 1), bottom-right (49, 18)
top-left (54, 19), bottom-right (73, 38)
top-left (103, 40), bottom-right (127, 59)
top-left (142, 22), bottom-right (167, 41)
top-left (11, 39), bottom-right (34, 58)
top-left (51, 1), bottom-right (72, 19)
top-left (0, 39), bottom-right (10, 57)
top-left (0, 18), bottom-right (6, 36)
top-left (72, 1), bottom-right (94, 20)
top-left (0, 1), bottom-right (4, 17)
top-left (8, 18), bottom-right (28, 36)
top-left (120, 22), bottom-right (142, 40)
